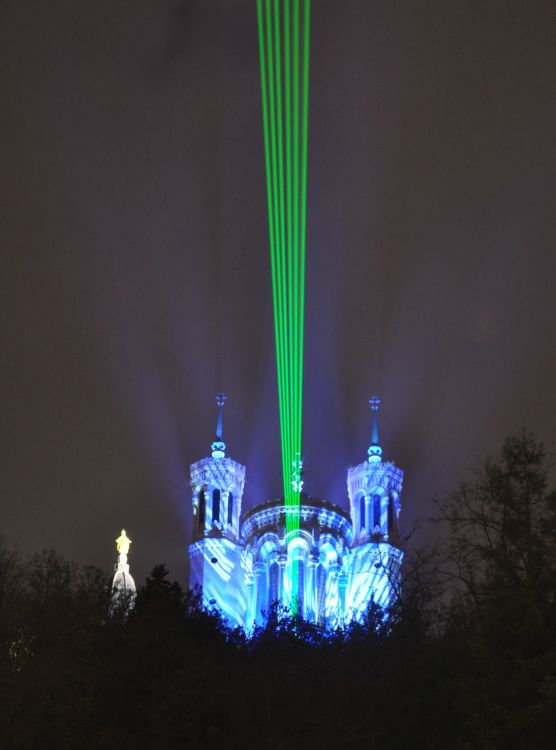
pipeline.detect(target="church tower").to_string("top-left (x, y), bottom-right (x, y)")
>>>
top-left (187, 393), bottom-right (406, 631)
top-left (346, 397), bottom-right (404, 618)
top-left (188, 395), bottom-right (248, 627)
top-left (190, 394), bottom-right (245, 544)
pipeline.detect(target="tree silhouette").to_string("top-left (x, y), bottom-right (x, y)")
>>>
top-left (1, 432), bottom-right (555, 748)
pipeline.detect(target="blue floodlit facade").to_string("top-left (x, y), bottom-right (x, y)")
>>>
top-left (188, 399), bottom-right (404, 632)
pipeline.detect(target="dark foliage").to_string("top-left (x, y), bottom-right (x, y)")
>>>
top-left (1, 431), bottom-right (555, 749)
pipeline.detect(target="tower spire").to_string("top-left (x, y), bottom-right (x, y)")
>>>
top-left (211, 393), bottom-right (227, 459)
top-left (368, 396), bottom-right (383, 463)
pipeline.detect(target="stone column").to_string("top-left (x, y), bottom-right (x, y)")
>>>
top-left (306, 554), bottom-right (319, 622)
top-left (245, 575), bottom-right (256, 632)
top-left (277, 553), bottom-right (287, 612)
top-left (224, 491), bottom-right (230, 533)
top-left (338, 567), bottom-right (349, 628)
top-left (327, 562), bottom-right (340, 628)
top-left (253, 562), bottom-right (267, 627)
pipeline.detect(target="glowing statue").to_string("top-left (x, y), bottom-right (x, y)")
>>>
top-left (116, 529), bottom-right (132, 562)
top-left (111, 529), bottom-right (136, 611)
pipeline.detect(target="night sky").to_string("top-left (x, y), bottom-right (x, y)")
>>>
top-left (2, 0), bottom-right (555, 585)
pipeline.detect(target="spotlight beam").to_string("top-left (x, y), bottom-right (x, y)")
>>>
top-left (257, 0), bottom-right (311, 611)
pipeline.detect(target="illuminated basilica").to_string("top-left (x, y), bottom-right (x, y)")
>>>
top-left (188, 397), bottom-right (404, 632)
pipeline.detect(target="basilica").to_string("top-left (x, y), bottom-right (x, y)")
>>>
top-left (188, 398), bottom-right (404, 631)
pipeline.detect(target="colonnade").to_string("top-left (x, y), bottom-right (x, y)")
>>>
top-left (247, 540), bottom-right (348, 628)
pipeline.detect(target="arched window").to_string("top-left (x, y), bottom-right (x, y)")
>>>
top-left (198, 490), bottom-right (206, 528)
top-left (360, 495), bottom-right (366, 530)
top-left (373, 494), bottom-right (381, 530)
top-left (212, 489), bottom-right (220, 523)
top-left (227, 492), bottom-right (234, 525)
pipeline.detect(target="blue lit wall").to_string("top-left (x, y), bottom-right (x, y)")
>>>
top-left (189, 538), bottom-right (247, 628)
top-left (188, 449), bottom-right (404, 633)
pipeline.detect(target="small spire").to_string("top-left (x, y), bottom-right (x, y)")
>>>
top-left (211, 393), bottom-right (227, 459)
top-left (368, 396), bottom-right (383, 463)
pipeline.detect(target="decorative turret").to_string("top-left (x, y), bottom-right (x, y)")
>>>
top-left (188, 394), bottom-right (248, 629)
top-left (190, 394), bottom-right (246, 543)
top-left (347, 397), bottom-right (403, 546)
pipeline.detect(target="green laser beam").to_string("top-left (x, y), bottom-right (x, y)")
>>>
top-left (257, 0), bottom-right (310, 612)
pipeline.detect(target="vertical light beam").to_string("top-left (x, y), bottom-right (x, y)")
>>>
top-left (257, 0), bottom-right (311, 613)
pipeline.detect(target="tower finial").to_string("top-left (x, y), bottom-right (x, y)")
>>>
top-left (212, 393), bottom-right (227, 459)
top-left (368, 396), bottom-right (383, 463)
